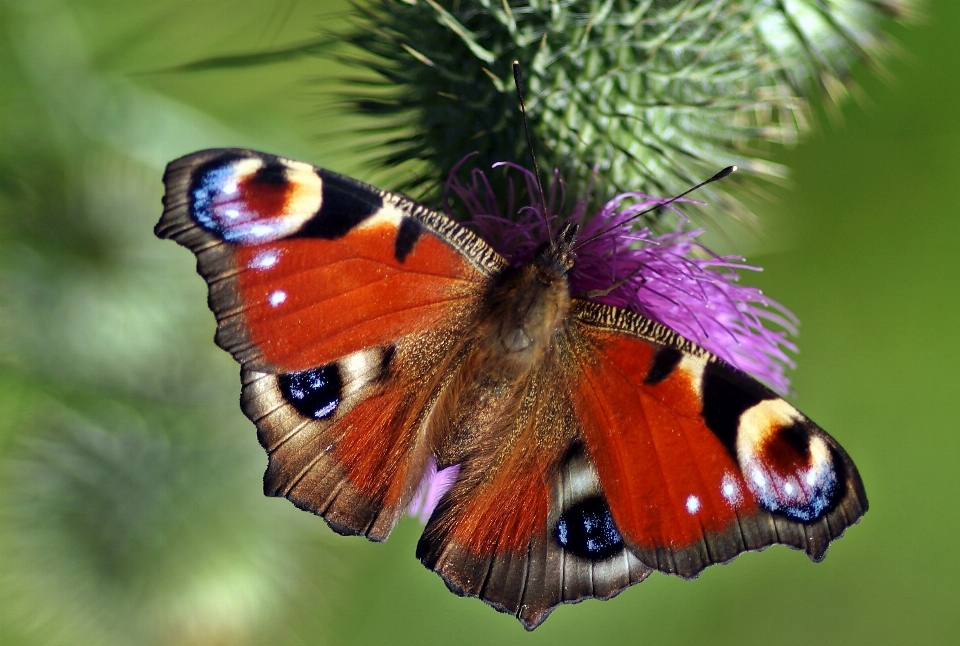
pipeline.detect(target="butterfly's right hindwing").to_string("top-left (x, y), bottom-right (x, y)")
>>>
top-left (415, 366), bottom-right (652, 630)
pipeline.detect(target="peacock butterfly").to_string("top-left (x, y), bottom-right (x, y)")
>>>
top-left (156, 148), bottom-right (867, 630)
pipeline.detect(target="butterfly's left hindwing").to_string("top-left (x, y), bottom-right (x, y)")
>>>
top-left (157, 149), bottom-right (504, 540)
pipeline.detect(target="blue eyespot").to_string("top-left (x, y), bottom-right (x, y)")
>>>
top-left (554, 496), bottom-right (624, 561)
top-left (278, 364), bottom-right (342, 420)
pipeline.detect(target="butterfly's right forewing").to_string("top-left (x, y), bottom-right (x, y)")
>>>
top-left (567, 300), bottom-right (868, 577)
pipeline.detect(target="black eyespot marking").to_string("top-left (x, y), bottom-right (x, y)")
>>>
top-left (644, 346), bottom-right (683, 385)
top-left (395, 217), bottom-right (423, 262)
top-left (380, 345), bottom-right (396, 376)
top-left (278, 364), bottom-right (342, 420)
top-left (701, 362), bottom-right (773, 457)
top-left (777, 421), bottom-right (812, 462)
top-left (554, 496), bottom-right (624, 561)
top-left (746, 420), bottom-right (841, 522)
top-left (251, 161), bottom-right (288, 185)
top-left (296, 172), bottom-right (383, 239)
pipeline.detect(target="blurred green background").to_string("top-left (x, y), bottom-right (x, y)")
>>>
top-left (1, 1), bottom-right (957, 645)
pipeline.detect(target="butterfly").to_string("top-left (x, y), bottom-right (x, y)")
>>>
top-left (156, 148), bottom-right (867, 630)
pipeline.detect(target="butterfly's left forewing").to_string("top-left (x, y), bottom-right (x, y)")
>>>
top-left (157, 148), bottom-right (505, 539)
top-left (567, 300), bottom-right (868, 577)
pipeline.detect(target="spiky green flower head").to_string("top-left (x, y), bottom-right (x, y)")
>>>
top-left (345, 0), bottom-right (918, 227)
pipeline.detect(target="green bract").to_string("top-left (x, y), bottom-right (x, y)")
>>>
top-left (343, 0), bottom-right (916, 225)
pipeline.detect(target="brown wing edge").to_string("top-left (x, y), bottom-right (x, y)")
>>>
top-left (156, 149), bottom-right (267, 369)
top-left (571, 299), bottom-right (869, 578)
top-left (418, 536), bottom-right (651, 630)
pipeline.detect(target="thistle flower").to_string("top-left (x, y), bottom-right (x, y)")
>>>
top-left (409, 161), bottom-right (798, 523)
top-left (340, 0), bottom-right (919, 225)
top-left (408, 458), bottom-right (461, 523)
top-left (446, 161), bottom-right (799, 394)
top-left (183, 1), bottom-right (918, 229)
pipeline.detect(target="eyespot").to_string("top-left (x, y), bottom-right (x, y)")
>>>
top-left (190, 155), bottom-right (321, 244)
top-left (735, 399), bottom-right (838, 521)
top-left (278, 364), bottom-right (342, 420)
top-left (554, 495), bottom-right (624, 561)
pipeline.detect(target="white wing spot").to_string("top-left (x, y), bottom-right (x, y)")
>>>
top-left (720, 472), bottom-right (742, 505)
top-left (686, 495), bottom-right (701, 514)
top-left (249, 223), bottom-right (281, 240)
top-left (249, 250), bottom-right (280, 269)
top-left (268, 290), bottom-right (287, 307)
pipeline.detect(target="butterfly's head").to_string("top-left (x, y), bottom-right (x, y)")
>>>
top-left (536, 222), bottom-right (579, 277)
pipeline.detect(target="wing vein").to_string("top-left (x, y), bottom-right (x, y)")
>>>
top-left (259, 252), bottom-right (480, 284)
top-left (264, 416), bottom-right (314, 454)
top-left (240, 281), bottom-right (472, 329)
top-left (261, 297), bottom-right (471, 364)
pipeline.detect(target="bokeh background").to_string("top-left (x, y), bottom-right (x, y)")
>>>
top-left (1, 1), bottom-right (958, 645)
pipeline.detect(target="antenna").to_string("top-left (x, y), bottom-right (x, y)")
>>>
top-left (575, 165), bottom-right (737, 250)
top-left (512, 61), bottom-right (551, 236)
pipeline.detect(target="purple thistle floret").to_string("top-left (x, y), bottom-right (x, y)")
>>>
top-left (444, 159), bottom-right (799, 395)
top-left (408, 160), bottom-right (799, 523)
top-left (408, 458), bottom-right (460, 524)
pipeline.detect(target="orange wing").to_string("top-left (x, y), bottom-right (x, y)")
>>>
top-left (567, 301), bottom-right (868, 578)
top-left (156, 149), bottom-right (504, 539)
